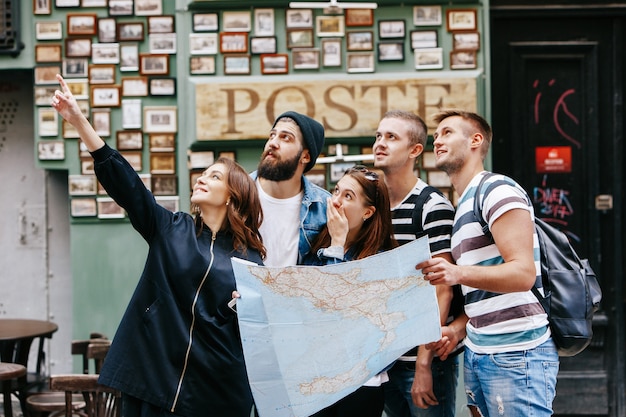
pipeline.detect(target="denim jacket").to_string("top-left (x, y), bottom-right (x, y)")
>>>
top-left (250, 171), bottom-right (329, 264)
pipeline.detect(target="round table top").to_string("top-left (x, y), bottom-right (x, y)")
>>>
top-left (0, 362), bottom-right (27, 381)
top-left (0, 319), bottom-right (58, 341)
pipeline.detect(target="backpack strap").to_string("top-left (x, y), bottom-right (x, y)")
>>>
top-left (411, 185), bottom-right (440, 231)
top-left (472, 172), bottom-right (495, 239)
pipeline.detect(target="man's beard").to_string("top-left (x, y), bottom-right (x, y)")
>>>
top-left (257, 149), bottom-right (302, 181)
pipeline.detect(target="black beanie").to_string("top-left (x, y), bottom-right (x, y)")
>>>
top-left (272, 111), bottom-right (325, 172)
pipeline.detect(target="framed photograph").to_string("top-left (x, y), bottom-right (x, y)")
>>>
top-left (421, 151), bottom-right (436, 169)
top-left (120, 43), bottom-right (139, 71)
top-left (223, 11), bottom-right (251, 32)
top-left (122, 76), bottom-right (148, 96)
top-left (35, 21), bottom-right (62, 40)
top-left (155, 196), bottom-right (179, 213)
top-left (220, 32), bottom-right (248, 53)
top-left (92, 108), bottom-right (111, 137)
top-left (347, 31), bottom-right (373, 51)
top-left (149, 133), bottom-right (175, 152)
top-left (38, 141), bottom-right (65, 161)
top-left (91, 43), bottom-right (120, 64)
top-left (90, 85), bottom-right (121, 107)
top-left (151, 175), bottom-right (177, 196)
top-left (193, 13), bottom-right (218, 32)
top-left (34, 86), bottom-right (56, 106)
top-left (63, 119), bottom-right (80, 138)
top-left (428, 171), bottom-right (452, 188)
top-left (139, 54), bottom-right (169, 75)
top-left (330, 162), bottom-right (355, 182)
top-left (316, 15), bottom-right (345, 37)
top-left (189, 33), bottom-right (218, 55)
top-left (35, 44), bottom-right (62, 63)
top-left (260, 54), bottom-right (288, 75)
top-left (77, 100), bottom-right (90, 118)
top-left (292, 49), bottom-right (319, 70)
top-left (67, 14), bottom-right (97, 36)
top-left (254, 9), bottom-right (274, 36)
top-left (411, 30), bottom-right (438, 49)
top-left (63, 58), bottom-right (88, 78)
top-left (219, 151), bottom-right (236, 160)
top-left (414, 6), bottom-right (442, 26)
top-left (70, 198), bottom-right (97, 217)
top-left (450, 50), bottom-right (477, 69)
top-left (98, 18), bottom-right (117, 43)
top-left (346, 52), bottom-right (374, 73)
top-left (345, 9), bottom-right (374, 27)
top-left (89, 64), bottom-right (116, 84)
top-left (122, 99), bottom-right (142, 129)
top-left (150, 153), bottom-right (176, 174)
top-left (305, 169), bottom-right (326, 188)
top-left (65, 38), bottom-right (92, 58)
top-left (287, 28), bottom-right (314, 49)
top-left (149, 77), bottom-right (176, 96)
top-left (453, 32), bottom-right (480, 51)
top-left (117, 130), bottom-right (143, 150)
top-left (108, 0), bottom-right (133, 16)
top-left (190, 56), bottom-right (216, 75)
top-left (134, 0), bottom-right (163, 16)
top-left (97, 197), bottom-right (125, 219)
top-left (149, 33), bottom-right (177, 54)
top-left (38, 108), bottom-right (58, 136)
top-left (322, 38), bottom-right (342, 67)
top-left (82, 0), bottom-right (107, 7)
top-left (188, 151), bottom-right (214, 169)
top-left (144, 106), bottom-right (177, 133)
top-left (286, 9), bottom-right (313, 28)
top-left (148, 15), bottom-right (175, 34)
top-left (35, 66), bottom-right (61, 85)
top-left (377, 41), bottom-right (404, 62)
top-left (81, 158), bottom-right (95, 175)
top-left (446, 9), bottom-right (478, 32)
top-left (224, 55), bottom-right (251, 75)
top-left (34, 0), bottom-right (52, 15)
top-left (117, 22), bottom-right (144, 42)
top-left (251, 36), bottom-right (277, 55)
top-left (414, 47), bottom-right (444, 70)
top-left (120, 151), bottom-right (143, 171)
top-left (378, 20), bottom-right (405, 39)
top-left (65, 78), bottom-right (89, 99)
top-left (56, 0), bottom-right (80, 7)
top-left (69, 175), bottom-right (98, 195)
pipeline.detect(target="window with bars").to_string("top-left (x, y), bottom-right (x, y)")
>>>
top-left (0, 0), bottom-right (23, 56)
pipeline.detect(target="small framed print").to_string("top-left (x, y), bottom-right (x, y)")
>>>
top-left (149, 77), bottom-right (176, 96)
top-left (120, 43), bottom-right (139, 72)
top-left (65, 38), bottom-right (92, 58)
top-left (223, 11), bottom-right (251, 32)
top-left (138, 173), bottom-right (152, 191)
top-left (446, 9), bottom-right (478, 32)
top-left (69, 175), bottom-right (98, 196)
top-left (421, 151), bottom-right (436, 169)
top-left (155, 196), bottom-right (179, 213)
top-left (92, 108), bottom-right (111, 137)
top-left (220, 32), bottom-right (248, 54)
top-left (63, 119), bottom-right (80, 138)
top-left (378, 20), bottom-right (405, 39)
top-left (134, 0), bottom-right (163, 16)
top-left (144, 106), bottom-right (177, 133)
top-left (70, 198), bottom-right (97, 217)
top-left (108, 0), bottom-right (133, 16)
top-left (77, 100), bottom-right (90, 118)
top-left (452, 32), bottom-right (480, 51)
top-left (149, 133), bottom-right (175, 152)
top-left (287, 28), bottom-right (314, 49)
top-left (345, 9), bottom-right (374, 27)
top-left (346, 52), bottom-right (374, 73)
top-left (122, 76), bottom-right (148, 96)
top-left (148, 15), bottom-right (175, 34)
top-left (322, 38), bottom-right (342, 67)
top-left (330, 162), bottom-right (355, 182)
top-left (223, 55), bottom-right (251, 75)
top-left (414, 47), bottom-right (444, 70)
top-left (82, 0), bottom-right (107, 7)
top-left (188, 151), bottom-right (214, 169)
top-left (255, 9), bottom-right (274, 36)
top-left (117, 130), bottom-right (143, 150)
top-left (63, 58), bottom-right (88, 78)
top-left (97, 197), bottom-right (125, 219)
top-left (218, 151), bottom-right (236, 160)
top-left (117, 22), bottom-right (144, 42)
top-left (377, 41), bottom-right (404, 62)
top-left (89, 64), bottom-right (116, 84)
top-left (139, 54), bottom-right (169, 75)
top-left (98, 18), bottom-right (117, 43)
top-left (35, 65), bottom-right (61, 85)
top-left (35, 44), bottom-right (62, 63)
top-left (67, 14), bottom-right (97, 36)
top-left (305, 168), bottom-right (326, 188)
top-left (65, 80), bottom-right (89, 99)
top-left (414, 6), bottom-right (442, 26)
top-left (190, 56), bottom-right (216, 75)
top-left (122, 99), bottom-right (142, 129)
top-left (91, 43), bottom-right (120, 64)
top-left (292, 49), bottom-right (319, 70)
top-left (34, 86), bottom-right (56, 106)
top-left (316, 15), bottom-right (345, 37)
top-left (81, 158), bottom-right (95, 175)
top-left (150, 152), bottom-right (176, 174)
top-left (35, 21), bottom-right (62, 40)
top-left (151, 175), bottom-right (177, 195)
top-left (428, 171), bottom-right (452, 188)
top-left (193, 13), bottom-right (218, 32)
top-left (189, 33), bottom-right (218, 55)
top-left (347, 31), bottom-right (373, 51)
top-left (286, 9), bottom-right (313, 28)
top-left (149, 33), bottom-right (177, 54)
top-left (411, 30), bottom-right (438, 49)
top-left (450, 50), bottom-right (477, 69)
top-left (250, 36), bottom-right (277, 55)
top-left (260, 54), bottom-right (288, 75)
top-left (34, 0), bottom-right (52, 15)
top-left (38, 141), bottom-right (65, 161)
top-left (55, 0), bottom-right (80, 7)
top-left (120, 151), bottom-right (143, 171)
top-left (90, 85), bottom-right (121, 107)
top-left (38, 107), bottom-right (58, 136)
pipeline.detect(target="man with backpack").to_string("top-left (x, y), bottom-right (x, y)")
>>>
top-left (417, 110), bottom-right (559, 417)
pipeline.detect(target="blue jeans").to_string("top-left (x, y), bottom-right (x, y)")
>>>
top-left (384, 355), bottom-right (459, 417)
top-left (463, 339), bottom-right (559, 417)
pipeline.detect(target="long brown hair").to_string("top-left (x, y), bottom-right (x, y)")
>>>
top-left (311, 166), bottom-right (397, 260)
top-left (193, 157), bottom-right (266, 259)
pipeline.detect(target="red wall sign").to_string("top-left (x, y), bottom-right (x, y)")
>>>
top-left (535, 146), bottom-right (572, 173)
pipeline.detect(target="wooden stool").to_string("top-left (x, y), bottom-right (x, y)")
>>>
top-left (0, 362), bottom-right (26, 417)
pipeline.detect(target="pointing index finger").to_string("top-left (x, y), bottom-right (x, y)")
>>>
top-left (56, 73), bottom-right (70, 94)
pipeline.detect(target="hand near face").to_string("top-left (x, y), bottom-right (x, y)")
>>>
top-left (326, 197), bottom-right (349, 248)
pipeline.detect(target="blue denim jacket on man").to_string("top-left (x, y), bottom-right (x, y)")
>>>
top-left (250, 171), bottom-right (329, 263)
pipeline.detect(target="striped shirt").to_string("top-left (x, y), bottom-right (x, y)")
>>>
top-left (453, 172), bottom-right (550, 354)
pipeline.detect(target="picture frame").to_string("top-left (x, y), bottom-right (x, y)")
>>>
top-left (120, 43), bottom-right (139, 72)
top-left (345, 9), bottom-right (374, 27)
top-left (304, 169), bottom-right (326, 188)
top-left (56, 0), bottom-right (80, 7)
top-left (139, 54), bottom-right (169, 75)
top-left (292, 49), bottom-right (320, 70)
top-left (413, 6), bottom-right (442, 26)
top-left (63, 120), bottom-right (80, 139)
top-left (421, 151), bottom-right (436, 169)
top-left (427, 171), bottom-right (452, 188)
top-left (149, 133), bottom-right (175, 152)
top-left (90, 85), bottom-right (121, 107)
top-left (148, 15), bottom-right (175, 34)
top-left (285, 9), bottom-right (313, 28)
top-left (88, 64), bottom-right (116, 84)
top-left (223, 55), bottom-right (251, 75)
top-left (220, 32), bottom-right (248, 54)
top-left (81, 158), bottom-right (95, 175)
top-left (120, 151), bottom-right (143, 171)
top-left (414, 47), bottom-right (444, 70)
top-left (151, 175), bottom-right (178, 196)
top-left (287, 28), bottom-right (314, 49)
top-left (330, 162), bottom-right (355, 182)
top-left (134, 0), bottom-right (163, 16)
top-left (117, 130), bottom-right (143, 150)
top-left (38, 107), bottom-right (58, 136)
top-left (91, 43), bottom-right (120, 64)
top-left (188, 151), bottom-right (214, 169)
top-left (410, 30), bottom-right (438, 49)
top-left (192, 13), bottom-right (218, 32)
top-left (223, 11), bottom-right (252, 32)
top-left (38, 141), bottom-right (65, 161)
top-left (34, 86), bottom-right (57, 106)
top-left (150, 153), bottom-right (176, 174)
top-left (35, 44), bottom-right (62, 63)
top-left (347, 31), bottom-right (373, 51)
top-left (346, 52), bottom-right (374, 73)
top-left (69, 175), bottom-right (98, 195)
top-left (321, 38), bottom-right (342, 67)
top-left (254, 9), bottom-right (274, 36)
top-left (77, 99), bottom-right (90, 119)
top-left (63, 58), bottom-right (88, 78)
top-left (250, 37), bottom-right (277, 55)
top-left (377, 41), bottom-right (404, 62)
top-left (122, 98), bottom-right (142, 129)
top-left (316, 15), bottom-right (345, 37)
top-left (218, 151), bottom-right (236, 160)
top-left (97, 197), bottom-right (126, 219)
top-left (450, 50), bottom-right (477, 69)
top-left (189, 33), bottom-right (218, 55)
top-left (34, 0), bottom-right (52, 15)
top-left (190, 56), bottom-right (216, 75)
top-left (97, 18), bottom-right (117, 43)
top-left (65, 78), bottom-right (89, 99)
top-left (149, 33), bottom-right (177, 54)
top-left (117, 22), bottom-right (144, 42)
top-left (378, 20), bottom-right (405, 39)
top-left (452, 32), bottom-right (480, 51)
top-left (155, 196), bottom-right (179, 213)
top-left (446, 9), bottom-right (478, 32)
top-left (70, 198), bottom-right (97, 217)
top-left (35, 21), bottom-right (62, 40)
top-left (81, 0), bottom-right (107, 7)
top-left (260, 54), bottom-right (288, 75)
top-left (108, 0), bottom-right (133, 17)
top-left (92, 108), bottom-right (111, 137)
top-left (122, 76), bottom-right (148, 96)
top-left (67, 14), bottom-right (97, 36)
top-left (35, 66), bottom-right (61, 85)
top-left (65, 38), bottom-right (92, 58)
top-left (149, 77), bottom-right (176, 96)
top-left (144, 106), bottom-right (177, 133)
